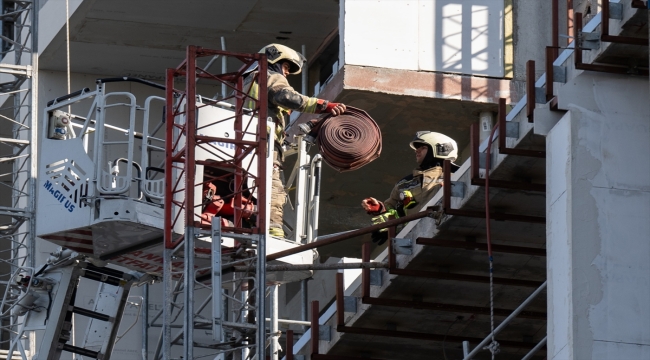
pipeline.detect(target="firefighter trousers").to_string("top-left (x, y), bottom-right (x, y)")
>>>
top-left (270, 164), bottom-right (286, 235)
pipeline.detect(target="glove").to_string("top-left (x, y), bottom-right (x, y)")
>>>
top-left (315, 100), bottom-right (346, 116)
top-left (371, 231), bottom-right (389, 245)
top-left (325, 102), bottom-right (346, 116)
top-left (361, 197), bottom-right (384, 214)
top-left (370, 208), bottom-right (399, 227)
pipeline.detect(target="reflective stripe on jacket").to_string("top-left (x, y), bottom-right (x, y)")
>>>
top-left (383, 166), bottom-right (443, 216)
top-left (245, 70), bottom-right (326, 145)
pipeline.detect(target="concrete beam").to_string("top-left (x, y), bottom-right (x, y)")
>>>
top-left (342, 65), bottom-right (519, 104)
top-left (336, 326), bottom-right (538, 349)
top-left (415, 238), bottom-right (546, 257)
top-left (361, 296), bottom-right (547, 320)
top-left (389, 268), bottom-right (544, 288)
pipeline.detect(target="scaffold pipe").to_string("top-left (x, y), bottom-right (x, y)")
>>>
top-left (463, 281), bottom-right (547, 360)
top-left (266, 207), bottom-right (436, 261)
top-left (232, 262), bottom-right (388, 272)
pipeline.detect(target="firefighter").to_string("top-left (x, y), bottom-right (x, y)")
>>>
top-left (361, 131), bottom-right (460, 244)
top-left (245, 44), bottom-right (346, 238)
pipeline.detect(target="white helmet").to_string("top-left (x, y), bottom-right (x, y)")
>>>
top-left (409, 131), bottom-right (460, 169)
top-left (259, 44), bottom-right (306, 75)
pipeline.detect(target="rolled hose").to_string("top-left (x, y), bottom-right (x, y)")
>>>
top-left (317, 106), bottom-right (382, 172)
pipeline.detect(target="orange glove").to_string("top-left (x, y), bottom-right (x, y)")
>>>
top-left (361, 197), bottom-right (384, 215)
top-left (326, 102), bottom-right (346, 116)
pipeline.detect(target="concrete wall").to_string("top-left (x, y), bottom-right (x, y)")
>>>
top-left (511, 0), bottom-right (552, 81)
top-left (340, 0), bottom-right (505, 77)
top-left (546, 72), bottom-right (650, 359)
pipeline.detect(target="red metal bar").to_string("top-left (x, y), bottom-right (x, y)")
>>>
top-left (164, 68), bottom-right (178, 248)
top-left (233, 75), bottom-right (243, 227)
top-left (415, 238), bottom-right (546, 256)
top-left (471, 121), bottom-right (545, 190)
top-left (185, 46), bottom-right (197, 228)
top-left (336, 272), bottom-right (344, 326)
top-left (336, 326), bottom-right (540, 349)
top-left (362, 242), bottom-right (370, 298)
top-left (526, 60), bottom-right (535, 122)
top-left (388, 221), bottom-right (396, 270)
top-left (546, 47), bottom-right (555, 102)
top-left (311, 300), bottom-right (319, 355)
top-left (444, 208), bottom-right (544, 223)
top-left (389, 268), bottom-right (544, 288)
top-left (601, 0), bottom-right (648, 46)
top-left (442, 159), bottom-right (452, 213)
top-left (266, 209), bottom-right (434, 261)
top-left (443, 161), bottom-right (545, 223)
top-left (574, 13), bottom-right (650, 75)
top-left (360, 296), bottom-right (546, 320)
top-left (286, 330), bottom-right (293, 360)
top-left (497, 98), bottom-right (546, 158)
top-left (470, 123), bottom-right (480, 182)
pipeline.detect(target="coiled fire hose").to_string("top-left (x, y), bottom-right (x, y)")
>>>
top-left (316, 106), bottom-right (382, 172)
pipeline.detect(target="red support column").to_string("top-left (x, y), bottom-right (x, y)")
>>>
top-left (311, 300), bottom-right (320, 355)
top-left (546, 47), bottom-right (555, 102)
top-left (526, 60), bottom-right (535, 122)
top-left (286, 330), bottom-right (294, 360)
top-left (336, 272), bottom-right (344, 326)
top-left (387, 220), bottom-right (396, 271)
top-left (164, 68), bottom-right (177, 249)
top-left (185, 46), bottom-right (197, 228)
top-left (234, 75), bottom-right (243, 227)
top-left (362, 242), bottom-right (370, 298)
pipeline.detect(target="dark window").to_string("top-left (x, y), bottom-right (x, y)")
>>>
top-left (317, 35), bottom-right (340, 85)
top-left (1, 1), bottom-right (15, 55)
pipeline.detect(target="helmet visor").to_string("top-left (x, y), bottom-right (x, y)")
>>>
top-left (435, 142), bottom-right (454, 157)
top-left (409, 131), bottom-right (432, 150)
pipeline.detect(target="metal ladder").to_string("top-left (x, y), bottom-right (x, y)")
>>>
top-left (35, 262), bottom-right (137, 360)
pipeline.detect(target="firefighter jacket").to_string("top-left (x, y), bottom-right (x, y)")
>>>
top-left (244, 70), bottom-right (332, 152)
top-left (382, 166), bottom-right (443, 217)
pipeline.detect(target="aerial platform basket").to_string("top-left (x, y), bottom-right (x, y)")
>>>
top-left (35, 78), bottom-right (315, 283)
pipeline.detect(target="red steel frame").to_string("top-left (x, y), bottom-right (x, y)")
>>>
top-left (164, 46), bottom-right (268, 248)
top-left (601, 0), bottom-right (648, 46)
top-left (573, 12), bottom-right (649, 76)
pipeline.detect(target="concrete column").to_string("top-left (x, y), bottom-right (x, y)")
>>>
top-left (546, 72), bottom-right (650, 359)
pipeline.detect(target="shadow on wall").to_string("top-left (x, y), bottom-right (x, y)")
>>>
top-left (342, 0), bottom-right (507, 81)
top-left (431, 0), bottom-right (504, 77)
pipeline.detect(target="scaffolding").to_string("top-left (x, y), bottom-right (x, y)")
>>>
top-left (0, 0), bottom-right (38, 356)
top-left (158, 46), bottom-right (270, 360)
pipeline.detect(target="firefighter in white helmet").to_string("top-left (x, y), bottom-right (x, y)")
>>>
top-left (245, 43), bottom-right (346, 238)
top-left (361, 131), bottom-right (460, 244)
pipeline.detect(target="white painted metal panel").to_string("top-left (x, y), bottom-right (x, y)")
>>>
top-left (342, 0), bottom-right (420, 71)
top-left (343, 0), bottom-right (504, 77)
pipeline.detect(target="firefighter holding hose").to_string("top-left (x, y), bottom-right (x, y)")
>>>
top-left (245, 44), bottom-right (346, 239)
top-left (361, 131), bottom-right (460, 245)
